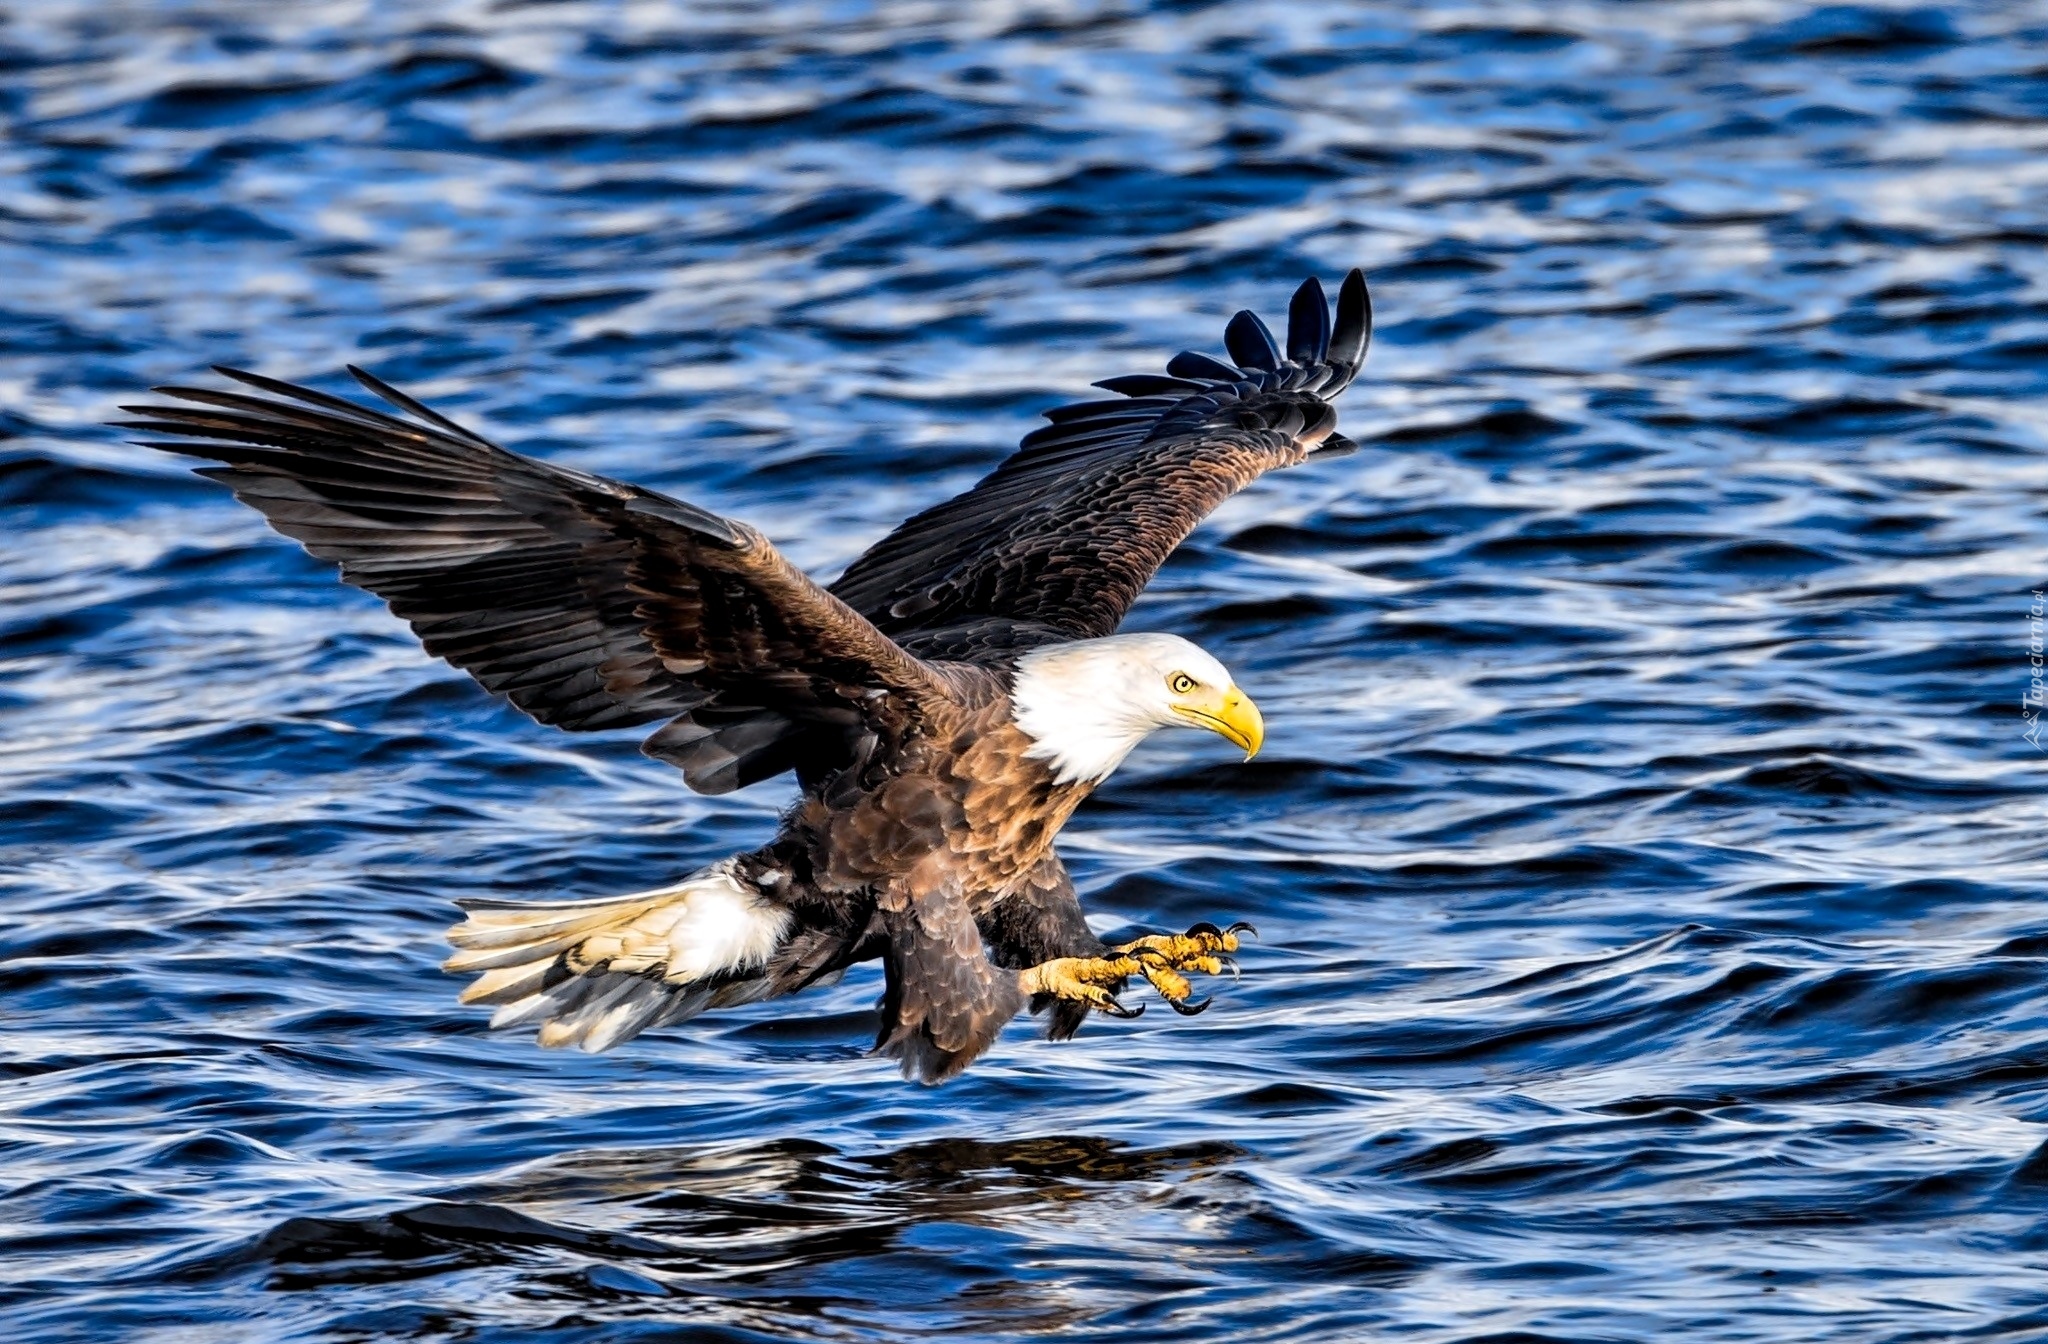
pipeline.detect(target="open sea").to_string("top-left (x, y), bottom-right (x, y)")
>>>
top-left (5, 1), bottom-right (2048, 1339)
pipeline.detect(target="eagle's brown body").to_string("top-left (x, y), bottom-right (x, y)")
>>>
top-left (786, 680), bottom-right (1081, 896)
top-left (124, 270), bottom-right (1373, 1081)
top-left (742, 694), bottom-right (1101, 1079)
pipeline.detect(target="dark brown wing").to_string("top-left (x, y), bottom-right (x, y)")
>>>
top-left (829, 270), bottom-right (1371, 656)
top-left (120, 368), bottom-right (950, 795)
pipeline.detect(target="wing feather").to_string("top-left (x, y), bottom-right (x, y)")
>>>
top-left (123, 369), bottom-right (949, 791)
top-left (1287, 276), bottom-right (1333, 363)
top-left (829, 269), bottom-right (1371, 652)
top-left (1223, 309), bottom-right (1282, 372)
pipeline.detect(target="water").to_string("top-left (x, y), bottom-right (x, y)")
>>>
top-left (4, 1), bottom-right (2047, 1338)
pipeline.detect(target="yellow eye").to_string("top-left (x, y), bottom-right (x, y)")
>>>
top-left (1168, 672), bottom-right (1197, 695)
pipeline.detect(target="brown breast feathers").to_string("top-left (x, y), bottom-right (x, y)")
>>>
top-left (793, 692), bottom-right (1090, 906)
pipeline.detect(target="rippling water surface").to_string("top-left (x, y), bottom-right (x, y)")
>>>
top-left (6, 2), bottom-right (2048, 1339)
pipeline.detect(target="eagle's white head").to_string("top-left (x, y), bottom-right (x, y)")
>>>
top-left (1008, 632), bottom-right (1265, 785)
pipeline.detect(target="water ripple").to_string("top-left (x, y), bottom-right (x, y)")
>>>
top-left (4, 1), bottom-right (2048, 1340)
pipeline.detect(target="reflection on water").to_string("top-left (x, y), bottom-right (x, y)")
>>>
top-left (178, 1137), bottom-right (1377, 1339)
top-left (4, 0), bottom-right (2048, 1340)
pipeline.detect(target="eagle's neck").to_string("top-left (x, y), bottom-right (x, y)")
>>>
top-left (1007, 638), bottom-right (1170, 785)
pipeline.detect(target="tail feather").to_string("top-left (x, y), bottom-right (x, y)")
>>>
top-left (583, 981), bottom-right (713, 1053)
top-left (535, 975), bottom-right (650, 1049)
top-left (443, 891), bottom-right (671, 962)
top-left (444, 860), bottom-right (792, 1052)
top-left (458, 958), bottom-right (557, 1007)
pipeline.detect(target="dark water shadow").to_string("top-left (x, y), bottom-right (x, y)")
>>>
top-left (158, 1133), bottom-right (1414, 1340)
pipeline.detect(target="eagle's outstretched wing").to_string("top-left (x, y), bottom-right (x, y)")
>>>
top-left (120, 368), bottom-right (949, 795)
top-left (829, 270), bottom-right (1371, 658)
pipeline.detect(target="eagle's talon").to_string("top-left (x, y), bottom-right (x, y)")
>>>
top-left (1227, 921), bottom-right (1258, 941)
top-left (1103, 919), bottom-right (1256, 1013)
top-left (1115, 920), bottom-right (1252, 962)
top-left (1137, 960), bottom-right (1193, 1002)
top-left (1021, 953), bottom-right (1152, 1020)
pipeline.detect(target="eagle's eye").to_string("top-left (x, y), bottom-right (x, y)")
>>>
top-left (1167, 672), bottom-right (1197, 695)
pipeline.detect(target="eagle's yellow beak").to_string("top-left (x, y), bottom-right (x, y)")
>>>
top-left (1172, 684), bottom-right (1264, 760)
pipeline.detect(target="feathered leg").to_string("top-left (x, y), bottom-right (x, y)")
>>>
top-left (875, 885), bottom-right (1026, 1084)
top-left (981, 856), bottom-right (1111, 1041)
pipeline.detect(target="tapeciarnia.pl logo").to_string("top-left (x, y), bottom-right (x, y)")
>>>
top-left (2027, 590), bottom-right (2045, 753)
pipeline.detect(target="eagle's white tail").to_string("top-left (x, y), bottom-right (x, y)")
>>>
top-left (443, 860), bottom-right (792, 1053)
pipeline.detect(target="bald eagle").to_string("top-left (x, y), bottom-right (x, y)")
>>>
top-left (124, 270), bottom-right (1371, 1082)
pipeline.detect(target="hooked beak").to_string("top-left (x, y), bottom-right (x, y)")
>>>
top-left (1172, 685), bottom-right (1264, 760)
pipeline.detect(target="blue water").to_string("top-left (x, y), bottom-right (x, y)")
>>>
top-left (5, 2), bottom-right (2048, 1339)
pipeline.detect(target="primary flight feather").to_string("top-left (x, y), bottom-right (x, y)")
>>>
top-left (123, 269), bottom-right (1372, 1082)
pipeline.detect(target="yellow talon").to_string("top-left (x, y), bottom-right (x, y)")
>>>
top-left (1019, 954), bottom-right (1146, 1017)
top-left (1113, 920), bottom-right (1257, 1014)
top-left (1020, 921), bottom-right (1253, 1020)
top-left (1136, 958), bottom-right (1193, 1003)
top-left (1115, 920), bottom-right (1250, 962)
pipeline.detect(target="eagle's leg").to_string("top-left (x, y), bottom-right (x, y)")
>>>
top-left (1017, 954), bottom-right (1149, 1019)
top-left (1017, 920), bottom-right (1252, 1019)
top-left (1112, 920), bottom-right (1254, 1015)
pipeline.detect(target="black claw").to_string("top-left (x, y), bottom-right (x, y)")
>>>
top-left (1217, 956), bottom-right (1241, 984)
top-left (1188, 920), bottom-right (1224, 938)
top-left (1226, 921), bottom-right (1259, 941)
top-left (1098, 997), bottom-right (1144, 1020)
top-left (1168, 995), bottom-right (1212, 1017)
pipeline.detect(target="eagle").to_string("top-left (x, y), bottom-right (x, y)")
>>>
top-left (123, 269), bottom-right (1371, 1082)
